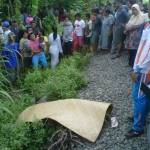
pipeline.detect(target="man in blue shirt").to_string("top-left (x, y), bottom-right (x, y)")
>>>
top-left (1, 32), bottom-right (20, 82)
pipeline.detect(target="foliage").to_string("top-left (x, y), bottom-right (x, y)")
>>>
top-left (24, 53), bottom-right (90, 99)
top-left (0, 52), bottom-right (90, 149)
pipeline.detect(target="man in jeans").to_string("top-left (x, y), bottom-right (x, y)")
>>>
top-left (91, 8), bottom-right (102, 53)
top-left (111, 0), bottom-right (129, 59)
top-left (126, 15), bottom-right (150, 137)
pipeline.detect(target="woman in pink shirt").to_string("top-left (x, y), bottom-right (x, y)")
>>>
top-left (29, 33), bottom-right (47, 68)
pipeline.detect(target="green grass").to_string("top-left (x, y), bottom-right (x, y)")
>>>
top-left (0, 52), bottom-right (91, 149)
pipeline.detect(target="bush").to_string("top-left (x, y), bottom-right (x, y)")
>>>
top-left (0, 122), bottom-right (45, 150)
top-left (24, 53), bottom-right (90, 99)
top-left (0, 52), bottom-right (91, 149)
top-left (0, 93), bottom-right (47, 150)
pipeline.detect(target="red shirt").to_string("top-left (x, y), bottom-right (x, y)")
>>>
top-left (29, 39), bottom-right (41, 54)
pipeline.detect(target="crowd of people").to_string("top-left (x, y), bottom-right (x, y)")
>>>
top-left (1, 0), bottom-right (150, 139)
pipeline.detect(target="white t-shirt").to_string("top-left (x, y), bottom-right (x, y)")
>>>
top-left (74, 19), bottom-right (85, 37)
top-left (87, 20), bottom-right (92, 37)
top-left (3, 30), bottom-right (11, 44)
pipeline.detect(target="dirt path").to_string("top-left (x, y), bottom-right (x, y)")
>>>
top-left (74, 51), bottom-right (148, 150)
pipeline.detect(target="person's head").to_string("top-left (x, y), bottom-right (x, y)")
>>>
top-left (8, 32), bottom-right (15, 43)
top-left (52, 26), bottom-right (57, 34)
top-left (132, 4), bottom-right (141, 16)
top-left (12, 20), bottom-right (18, 28)
top-left (27, 26), bottom-right (33, 34)
top-left (105, 9), bottom-right (111, 16)
top-left (23, 30), bottom-right (28, 38)
top-left (29, 33), bottom-right (35, 41)
top-left (86, 13), bottom-right (91, 20)
top-left (113, 0), bottom-right (122, 10)
top-left (64, 14), bottom-right (70, 22)
top-left (31, 21), bottom-right (36, 28)
top-left (99, 8), bottom-right (104, 16)
top-left (92, 8), bottom-right (99, 16)
top-left (75, 13), bottom-right (81, 20)
top-left (39, 36), bottom-right (44, 42)
top-left (127, 1), bottom-right (132, 9)
top-left (2, 21), bottom-right (10, 31)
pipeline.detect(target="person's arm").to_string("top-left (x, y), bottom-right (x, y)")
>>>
top-left (58, 35), bottom-right (63, 53)
top-left (125, 23), bottom-right (144, 33)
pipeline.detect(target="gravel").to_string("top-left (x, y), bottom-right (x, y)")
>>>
top-left (74, 50), bottom-right (149, 150)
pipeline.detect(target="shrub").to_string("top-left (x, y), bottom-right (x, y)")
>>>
top-left (0, 93), bottom-right (47, 150)
top-left (24, 53), bottom-right (90, 99)
top-left (0, 52), bottom-right (91, 149)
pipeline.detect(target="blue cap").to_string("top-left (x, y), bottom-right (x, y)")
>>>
top-left (2, 21), bottom-right (10, 28)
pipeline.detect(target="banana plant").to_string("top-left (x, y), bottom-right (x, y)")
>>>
top-left (31, 0), bottom-right (39, 16)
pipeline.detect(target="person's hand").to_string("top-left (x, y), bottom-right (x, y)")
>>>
top-left (124, 29), bottom-right (128, 34)
top-left (130, 72), bottom-right (138, 82)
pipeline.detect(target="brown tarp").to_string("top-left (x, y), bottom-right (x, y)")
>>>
top-left (18, 99), bottom-right (112, 142)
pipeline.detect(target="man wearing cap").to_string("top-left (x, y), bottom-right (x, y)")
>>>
top-left (2, 21), bottom-right (11, 45)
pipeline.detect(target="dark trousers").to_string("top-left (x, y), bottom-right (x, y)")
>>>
top-left (129, 49), bottom-right (137, 67)
top-left (63, 41), bottom-right (72, 56)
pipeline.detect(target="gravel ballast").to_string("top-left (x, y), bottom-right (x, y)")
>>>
top-left (74, 51), bottom-right (149, 150)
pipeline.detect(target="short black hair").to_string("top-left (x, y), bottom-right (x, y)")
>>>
top-left (86, 13), bottom-right (91, 19)
top-left (92, 8), bottom-right (99, 14)
top-left (28, 32), bottom-right (34, 39)
top-left (105, 9), bottom-right (111, 14)
top-left (75, 13), bottom-right (81, 18)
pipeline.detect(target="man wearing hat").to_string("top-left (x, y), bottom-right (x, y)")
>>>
top-left (2, 20), bottom-right (11, 45)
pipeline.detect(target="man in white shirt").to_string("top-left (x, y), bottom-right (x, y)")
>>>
top-left (73, 13), bottom-right (85, 50)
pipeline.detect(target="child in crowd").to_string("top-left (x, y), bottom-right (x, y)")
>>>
top-left (29, 33), bottom-right (47, 69)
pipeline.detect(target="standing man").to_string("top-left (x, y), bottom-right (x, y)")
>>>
top-left (91, 8), bottom-right (102, 53)
top-left (111, 0), bottom-right (129, 59)
top-left (2, 21), bottom-right (11, 45)
top-left (73, 13), bottom-right (85, 51)
top-left (62, 15), bottom-right (73, 56)
top-left (126, 5), bottom-right (150, 138)
top-left (10, 20), bottom-right (20, 43)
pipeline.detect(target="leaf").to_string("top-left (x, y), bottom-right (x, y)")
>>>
top-left (0, 90), bottom-right (14, 103)
top-left (0, 105), bottom-right (14, 116)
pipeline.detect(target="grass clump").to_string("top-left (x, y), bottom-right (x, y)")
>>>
top-left (24, 53), bottom-right (90, 100)
top-left (0, 52), bottom-right (91, 149)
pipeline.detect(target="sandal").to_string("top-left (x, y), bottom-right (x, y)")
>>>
top-left (125, 129), bottom-right (144, 138)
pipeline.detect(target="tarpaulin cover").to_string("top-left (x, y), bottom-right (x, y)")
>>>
top-left (18, 99), bottom-right (112, 142)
